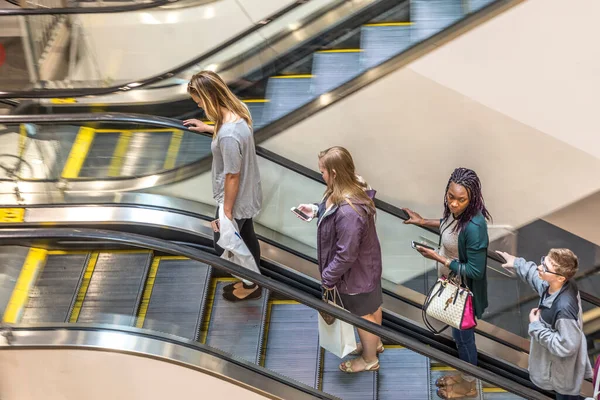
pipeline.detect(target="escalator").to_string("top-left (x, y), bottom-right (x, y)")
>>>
top-left (0, 228), bottom-right (549, 400)
top-left (3, 0), bottom-right (513, 124)
top-left (0, 114), bottom-right (598, 397)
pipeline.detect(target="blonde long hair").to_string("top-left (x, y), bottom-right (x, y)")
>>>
top-left (319, 146), bottom-right (375, 215)
top-left (187, 71), bottom-right (252, 138)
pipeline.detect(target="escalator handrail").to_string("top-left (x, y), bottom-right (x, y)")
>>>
top-left (0, 226), bottom-right (551, 399)
top-left (2, 110), bottom-right (600, 309)
top-left (0, 0), bottom-right (179, 16)
top-left (0, 0), bottom-right (323, 97)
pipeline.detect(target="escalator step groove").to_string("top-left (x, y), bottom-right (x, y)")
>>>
top-left (378, 346), bottom-right (429, 399)
top-left (141, 258), bottom-right (211, 340)
top-left (263, 301), bottom-right (320, 388)
top-left (21, 253), bottom-right (88, 323)
top-left (76, 251), bottom-right (152, 325)
top-left (203, 280), bottom-right (268, 364)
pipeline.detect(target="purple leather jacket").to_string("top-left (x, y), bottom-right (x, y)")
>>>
top-left (317, 190), bottom-right (383, 294)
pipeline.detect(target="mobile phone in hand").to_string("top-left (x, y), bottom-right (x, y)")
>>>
top-left (291, 207), bottom-right (312, 221)
top-left (411, 241), bottom-right (435, 251)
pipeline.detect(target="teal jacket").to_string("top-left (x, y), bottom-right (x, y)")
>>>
top-left (447, 212), bottom-right (489, 319)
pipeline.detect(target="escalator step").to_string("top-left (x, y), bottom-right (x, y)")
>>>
top-left (264, 76), bottom-right (315, 124)
top-left (312, 51), bottom-right (363, 96)
top-left (203, 280), bottom-right (268, 364)
top-left (76, 251), bottom-right (151, 325)
top-left (321, 349), bottom-right (377, 400)
top-left (141, 258), bottom-right (211, 340)
top-left (359, 25), bottom-right (412, 69)
top-left (78, 133), bottom-right (119, 178)
top-left (22, 253), bottom-right (88, 323)
top-left (120, 131), bottom-right (172, 176)
top-left (378, 346), bottom-right (429, 399)
top-left (263, 301), bottom-right (320, 388)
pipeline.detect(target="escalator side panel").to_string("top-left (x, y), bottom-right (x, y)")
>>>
top-left (22, 253), bottom-right (88, 323)
top-left (264, 302), bottom-right (320, 388)
top-left (77, 252), bottom-right (151, 325)
top-left (377, 346), bottom-right (429, 400)
top-left (142, 259), bottom-right (211, 340)
top-left (204, 280), bottom-right (268, 364)
top-left (321, 350), bottom-right (377, 400)
top-left (120, 132), bottom-right (172, 177)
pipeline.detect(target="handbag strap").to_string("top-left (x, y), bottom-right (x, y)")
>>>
top-left (421, 282), bottom-right (450, 335)
top-left (323, 287), bottom-right (345, 309)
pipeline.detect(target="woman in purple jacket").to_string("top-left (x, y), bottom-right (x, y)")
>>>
top-left (296, 146), bottom-right (384, 373)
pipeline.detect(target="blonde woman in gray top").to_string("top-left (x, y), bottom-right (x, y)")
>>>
top-left (185, 71), bottom-right (263, 302)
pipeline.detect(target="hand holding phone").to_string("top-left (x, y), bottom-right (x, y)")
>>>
top-left (411, 241), bottom-right (435, 251)
top-left (291, 205), bottom-right (313, 222)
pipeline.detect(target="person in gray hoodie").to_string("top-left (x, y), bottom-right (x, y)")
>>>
top-left (497, 248), bottom-right (593, 400)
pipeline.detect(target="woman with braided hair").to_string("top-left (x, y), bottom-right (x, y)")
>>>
top-left (404, 167), bottom-right (492, 399)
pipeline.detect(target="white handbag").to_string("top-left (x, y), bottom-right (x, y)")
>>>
top-left (422, 264), bottom-right (477, 334)
top-left (317, 287), bottom-right (357, 358)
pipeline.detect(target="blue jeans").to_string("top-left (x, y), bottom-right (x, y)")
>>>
top-left (452, 327), bottom-right (478, 366)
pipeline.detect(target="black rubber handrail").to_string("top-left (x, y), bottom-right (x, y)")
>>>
top-left (2, 111), bottom-right (599, 309)
top-left (0, 0), bottom-right (177, 16)
top-left (0, 0), bottom-right (318, 97)
top-left (0, 226), bottom-right (551, 399)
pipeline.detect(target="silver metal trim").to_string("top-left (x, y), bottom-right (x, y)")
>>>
top-left (0, 199), bottom-right (538, 363)
top-left (0, 324), bottom-right (328, 400)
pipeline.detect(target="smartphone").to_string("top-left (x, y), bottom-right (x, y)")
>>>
top-left (411, 241), bottom-right (435, 251)
top-left (291, 207), bottom-right (312, 221)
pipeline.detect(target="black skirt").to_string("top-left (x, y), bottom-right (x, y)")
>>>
top-left (339, 283), bottom-right (383, 316)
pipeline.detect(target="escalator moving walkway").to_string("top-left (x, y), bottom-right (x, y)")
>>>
top-left (2, 244), bottom-right (529, 400)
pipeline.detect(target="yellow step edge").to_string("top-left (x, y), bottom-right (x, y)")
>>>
top-left (215, 277), bottom-right (237, 282)
top-left (47, 250), bottom-right (92, 255)
top-left (159, 256), bottom-right (189, 261)
top-left (270, 300), bottom-right (299, 305)
top-left (61, 126), bottom-right (95, 179)
top-left (431, 366), bottom-right (456, 371)
top-left (108, 131), bottom-right (132, 177)
top-left (199, 278), bottom-right (219, 344)
top-left (364, 22), bottom-right (413, 27)
top-left (69, 253), bottom-right (99, 323)
top-left (271, 74), bottom-right (313, 79)
top-left (243, 99), bottom-right (270, 103)
top-left (316, 49), bottom-right (362, 53)
top-left (2, 248), bottom-right (48, 323)
top-left (0, 208), bottom-right (25, 223)
top-left (260, 302), bottom-right (274, 366)
top-left (483, 388), bottom-right (507, 393)
top-left (49, 250), bottom-right (148, 255)
top-left (163, 130), bottom-right (183, 170)
top-left (382, 345), bottom-right (405, 349)
top-left (135, 257), bottom-right (161, 328)
top-left (18, 124), bottom-right (27, 158)
top-left (50, 98), bottom-right (77, 104)
top-left (94, 128), bottom-right (176, 134)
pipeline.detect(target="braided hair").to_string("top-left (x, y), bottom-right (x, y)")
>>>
top-left (442, 167), bottom-right (492, 233)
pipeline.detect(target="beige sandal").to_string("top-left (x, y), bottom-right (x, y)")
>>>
top-left (437, 382), bottom-right (478, 399)
top-left (349, 342), bottom-right (385, 356)
top-left (339, 357), bottom-right (380, 373)
top-left (436, 374), bottom-right (463, 387)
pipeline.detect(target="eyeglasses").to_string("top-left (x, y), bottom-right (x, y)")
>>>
top-left (540, 256), bottom-right (563, 277)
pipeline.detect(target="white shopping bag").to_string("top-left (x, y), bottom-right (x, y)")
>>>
top-left (317, 301), bottom-right (357, 358)
top-left (216, 204), bottom-right (261, 277)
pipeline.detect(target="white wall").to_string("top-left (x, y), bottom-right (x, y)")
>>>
top-left (409, 0), bottom-right (600, 161)
top-left (72, 0), bottom-right (294, 81)
top-left (0, 349), bottom-right (268, 400)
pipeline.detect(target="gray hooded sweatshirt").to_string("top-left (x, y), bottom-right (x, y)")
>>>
top-left (515, 258), bottom-right (593, 395)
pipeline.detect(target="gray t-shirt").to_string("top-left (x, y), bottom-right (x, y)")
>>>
top-left (211, 119), bottom-right (262, 219)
